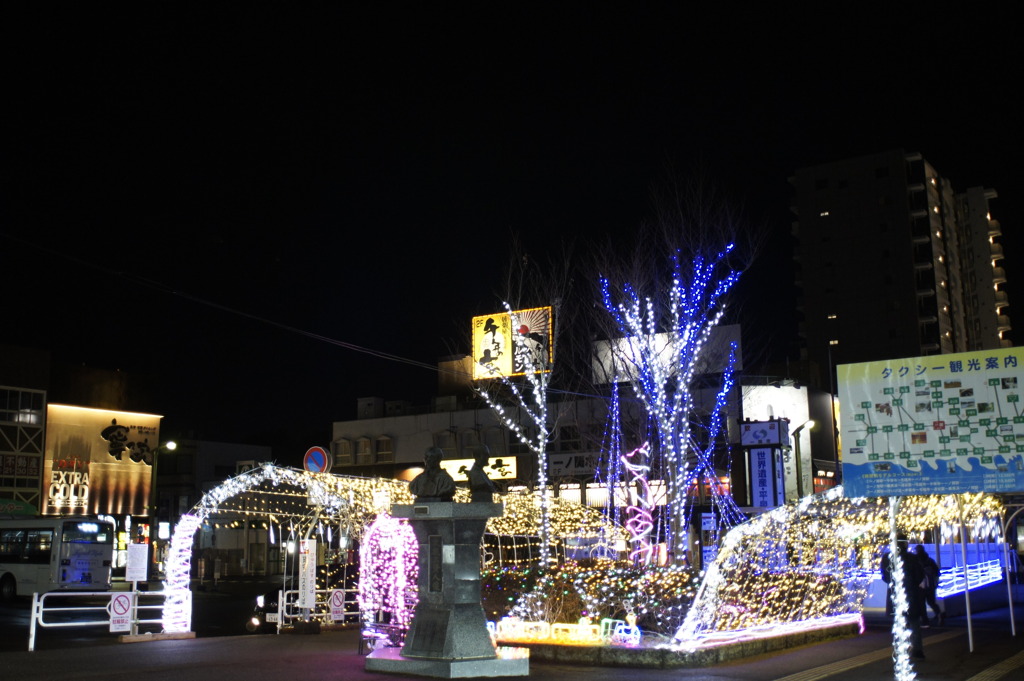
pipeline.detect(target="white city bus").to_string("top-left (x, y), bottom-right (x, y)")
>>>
top-left (0, 517), bottom-right (115, 601)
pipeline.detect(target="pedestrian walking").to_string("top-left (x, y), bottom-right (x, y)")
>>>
top-left (878, 545), bottom-right (893, 616)
top-left (887, 540), bottom-right (925, 659)
top-left (914, 544), bottom-right (945, 626)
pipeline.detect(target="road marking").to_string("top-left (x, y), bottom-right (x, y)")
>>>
top-left (965, 648), bottom-right (1024, 681)
top-left (773, 630), bottom-right (963, 681)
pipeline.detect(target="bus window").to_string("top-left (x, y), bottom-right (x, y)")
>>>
top-left (0, 529), bottom-right (26, 561)
top-left (25, 530), bottom-right (53, 564)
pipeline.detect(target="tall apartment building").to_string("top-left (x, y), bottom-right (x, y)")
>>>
top-left (790, 149), bottom-right (1010, 388)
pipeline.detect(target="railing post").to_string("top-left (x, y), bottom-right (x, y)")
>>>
top-left (28, 592), bottom-right (39, 652)
top-left (131, 588), bottom-right (139, 636)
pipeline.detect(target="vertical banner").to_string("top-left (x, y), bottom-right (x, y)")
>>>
top-left (297, 539), bottom-right (317, 609)
top-left (749, 447), bottom-right (785, 508)
top-left (773, 450), bottom-right (786, 506)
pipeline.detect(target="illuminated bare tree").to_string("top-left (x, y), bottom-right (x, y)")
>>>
top-left (594, 181), bottom-right (756, 561)
top-left (472, 239), bottom-right (578, 578)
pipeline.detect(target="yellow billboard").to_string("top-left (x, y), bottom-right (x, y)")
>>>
top-left (43, 405), bottom-right (163, 516)
top-left (472, 306), bottom-right (553, 380)
top-left (439, 456), bottom-right (517, 481)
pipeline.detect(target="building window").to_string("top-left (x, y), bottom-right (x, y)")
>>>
top-left (334, 439), bottom-right (352, 465)
top-left (483, 427), bottom-right (506, 457)
top-left (460, 429), bottom-right (482, 454)
top-left (509, 426), bottom-right (536, 455)
top-left (0, 388), bottom-right (45, 426)
top-left (355, 438), bottom-right (373, 465)
top-left (376, 436), bottom-right (393, 463)
top-left (558, 425), bottom-right (581, 452)
top-left (433, 430), bottom-right (457, 459)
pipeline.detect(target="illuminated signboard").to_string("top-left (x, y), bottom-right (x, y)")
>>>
top-left (838, 347), bottom-right (1024, 498)
top-left (43, 405), bottom-right (163, 516)
top-left (439, 456), bottom-right (517, 481)
top-left (472, 306), bottom-right (553, 380)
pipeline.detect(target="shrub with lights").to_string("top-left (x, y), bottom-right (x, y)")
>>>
top-left (483, 558), bottom-right (700, 640)
top-left (674, 486), bottom-right (1005, 649)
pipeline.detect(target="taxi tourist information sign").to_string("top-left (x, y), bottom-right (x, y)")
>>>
top-left (838, 346), bottom-right (1024, 497)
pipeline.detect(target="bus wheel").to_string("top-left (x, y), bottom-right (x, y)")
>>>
top-left (0, 575), bottom-right (15, 603)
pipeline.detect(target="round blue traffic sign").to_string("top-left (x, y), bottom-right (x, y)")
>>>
top-left (303, 446), bottom-right (332, 473)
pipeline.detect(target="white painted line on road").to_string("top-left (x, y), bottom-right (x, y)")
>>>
top-left (964, 648), bottom-right (1024, 681)
top-left (773, 630), bottom-right (963, 681)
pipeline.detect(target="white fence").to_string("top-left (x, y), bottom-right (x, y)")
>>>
top-left (266, 587), bottom-right (361, 632)
top-left (28, 589), bottom-right (167, 651)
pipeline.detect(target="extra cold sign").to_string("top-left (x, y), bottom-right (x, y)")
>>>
top-left (303, 446), bottom-right (333, 474)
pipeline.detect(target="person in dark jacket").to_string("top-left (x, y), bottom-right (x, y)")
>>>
top-left (914, 544), bottom-right (945, 626)
top-left (878, 545), bottom-right (893, 616)
top-left (889, 540), bottom-right (926, 658)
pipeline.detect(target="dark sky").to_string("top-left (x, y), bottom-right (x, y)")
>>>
top-left (3, 6), bottom-right (1022, 464)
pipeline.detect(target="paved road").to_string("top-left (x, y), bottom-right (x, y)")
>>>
top-left (3, 579), bottom-right (1024, 680)
top-left (3, 606), bottom-right (1023, 681)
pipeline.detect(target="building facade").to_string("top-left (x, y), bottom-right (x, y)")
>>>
top-left (790, 149), bottom-right (1010, 388)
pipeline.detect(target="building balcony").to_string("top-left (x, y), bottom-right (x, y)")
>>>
top-left (993, 267), bottom-right (1007, 284)
top-left (995, 290), bottom-right (1009, 308)
top-left (991, 242), bottom-right (1004, 259)
top-left (989, 219), bottom-right (1002, 238)
top-left (997, 315), bottom-right (1011, 332)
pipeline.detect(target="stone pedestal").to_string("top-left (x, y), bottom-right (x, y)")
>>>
top-left (365, 502), bottom-right (529, 678)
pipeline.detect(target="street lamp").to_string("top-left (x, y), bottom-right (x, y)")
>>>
top-left (793, 420), bottom-right (815, 498)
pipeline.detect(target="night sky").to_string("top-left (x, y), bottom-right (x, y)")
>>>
top-left (3, 6), bottom-right (1022, 464)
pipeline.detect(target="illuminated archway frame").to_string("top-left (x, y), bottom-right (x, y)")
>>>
top-left (160, 463), bottom-right (630, 633)
top-left (162, 464), bottom-right (358, 632)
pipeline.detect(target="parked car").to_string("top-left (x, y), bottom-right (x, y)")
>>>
top-left (246, 566), bottom-right (359, 633)
top-left (247, 583), bottom-right (288, 633)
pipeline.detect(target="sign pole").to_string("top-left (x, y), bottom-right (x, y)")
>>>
top-left (1002, 507), bottom-right (1023, 636)
top-left (956, 496), bottom-right (975, 652)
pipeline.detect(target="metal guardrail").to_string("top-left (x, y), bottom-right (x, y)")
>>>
top-left (29, 589), bottom-right (166, 651)
top-left (275, 587), bottom-right (361, 631)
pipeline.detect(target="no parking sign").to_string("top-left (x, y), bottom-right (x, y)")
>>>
top-left (108, 593), bottom-right (132, 632)
top-left (303, 446), bottom-right (333, 474)
top-left (330, 589), bottom-right (346, 621)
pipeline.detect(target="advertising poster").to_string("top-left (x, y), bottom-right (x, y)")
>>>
top-left (472, 306), bottom-right (553, 380)
top-left (838, 347), bottom-right (1024, 498)
top-left (42, 405), bottom-right (162, 516)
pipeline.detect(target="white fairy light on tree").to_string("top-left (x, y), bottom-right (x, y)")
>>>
top-left (599, 245), bottom-right (741, 558)
top-left (476, 304), bottom-right (556, 569)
